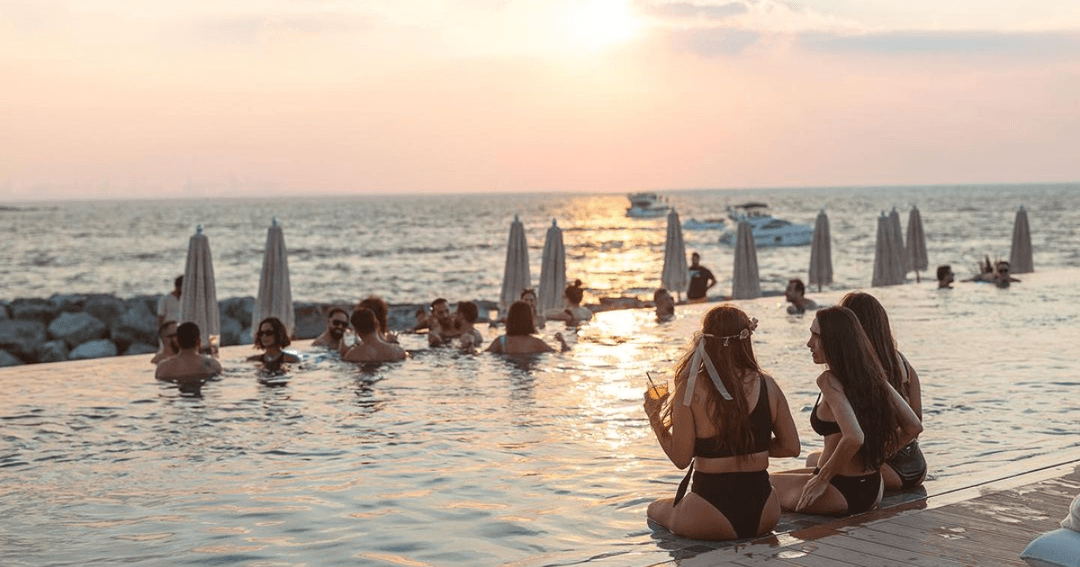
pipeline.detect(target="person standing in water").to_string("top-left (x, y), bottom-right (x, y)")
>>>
top-left (687, 253), bottom-right (716, 303)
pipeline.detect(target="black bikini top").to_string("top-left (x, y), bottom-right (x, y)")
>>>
top-left (694, 377), bottom-right (772, 458)
top-left (810, 393), bottom-right (841, 437)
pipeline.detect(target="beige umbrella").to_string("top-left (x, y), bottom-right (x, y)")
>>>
top-left (252, 218), bottom-right (295, 339)
top-left (731, 221), bottom-right (761, 299)
top-left (872, 212), bottom-right (904, 287)
top-left (661, 209), bottom-right (689, 301)
top-left (1009, 205), bottom-right (1033, 274)
top-left (179, 225), bottom-right (220, 349)
top-left (807, 209), bottom-right (832, 292)
top-left (888, 207), bottom-right (908, 278)
top-left (905, 206), bottom-right (928, 282)
top-left (499, 215), bottom-right (531, 318)
top-left (537, 219), bottom-right (566, 315)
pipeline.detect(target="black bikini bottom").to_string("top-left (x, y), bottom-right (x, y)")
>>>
top-left (673, 464), bottom-right (772, 538)
top-left (885, 440), bottom-right (927, 490)
top-left (829, 471), bottom-right (882, 515)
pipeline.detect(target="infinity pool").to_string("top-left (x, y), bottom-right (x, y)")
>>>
top-left (3, 269), bottom-right (1079, 566)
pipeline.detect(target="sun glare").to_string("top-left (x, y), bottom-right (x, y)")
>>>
top-left (568, 0), bottom-right (640, 50)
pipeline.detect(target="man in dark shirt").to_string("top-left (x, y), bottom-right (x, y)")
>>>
top-left (686, 252), bottom-right (716, 302)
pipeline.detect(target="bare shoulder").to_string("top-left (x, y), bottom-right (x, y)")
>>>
top-left (816, 370), bottom-right (841, 392)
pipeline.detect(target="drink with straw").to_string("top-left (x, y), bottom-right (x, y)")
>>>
top-left (646, 371), bottom-right (668, 401)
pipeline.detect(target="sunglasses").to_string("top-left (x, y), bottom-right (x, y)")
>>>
top-left (330, 320), bottom-right (349, 328)
top-left (257, 330), bottom-right (276, 337)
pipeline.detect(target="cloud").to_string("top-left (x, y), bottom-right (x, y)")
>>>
top-left (798, 29), bottom-right (1080, 58)
top-left (666, 26), bottom-right (761, 56)
top-left (640, 1), bottom-right (749, 21)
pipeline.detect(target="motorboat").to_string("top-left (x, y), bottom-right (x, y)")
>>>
top-left (626, 192), bottom-right (671, 218)
top-left (718, 202), bottom-right (814, 247)
top-left (682, 218), bottom-right (727, 230)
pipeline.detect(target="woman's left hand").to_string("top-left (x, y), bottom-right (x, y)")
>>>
top-left (796, 473), bottom-right (829, 511)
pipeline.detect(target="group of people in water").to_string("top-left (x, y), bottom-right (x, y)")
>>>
top-left (643, 291), bottom-right (926, 540)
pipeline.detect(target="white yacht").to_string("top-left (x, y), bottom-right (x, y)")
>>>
top-left (718, 202), bottom-right (814, 247)
top-left (625, 192), bottom-right (672, 218)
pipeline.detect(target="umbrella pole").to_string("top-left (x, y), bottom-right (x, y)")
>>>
top-left (915, 270), bottom-right (921, 283)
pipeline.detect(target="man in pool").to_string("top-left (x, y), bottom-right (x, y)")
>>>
top-left (937, 265), bottom-right (955, 289)
top-left (784, 278), bottom-right (818, 314)
top-left (311, 307), bottom-right (350, 351)
top-left (150, 321), bottom-right (180, 365)
top-left (343, 308), bottom-right (406, 363)
top-left (155, 322), bottom-right (222, 388)
top-left (686, 253), bottom-right (716, 302)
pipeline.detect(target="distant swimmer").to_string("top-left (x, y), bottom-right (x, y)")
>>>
top-left (936, 265), bottom-right (955, 289)
top-left (151, 321), bottom-right (180, 365)
top-left (547, 280), bottom-right (593, 326)
top-left (654, 288), bottom-right (675, 323)
top-left (784, 278), bottom-right (818, 315)
top-left (155, 322), bottom-right (222, 388)
top-left (249, 317), bottom-right (301, 366)
top-left (453, 301), bottom-right (483, 350)
top-left (311, 307), bottom-right (350, 351)
top-left (343, 308), bottom-right (406, 363)
top-left (487, 301), bottom-right (569, 354)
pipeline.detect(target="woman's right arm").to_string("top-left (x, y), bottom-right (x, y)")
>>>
top-left (645, 376), bottom-right (695, 469)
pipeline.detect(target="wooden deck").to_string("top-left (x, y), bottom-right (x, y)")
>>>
top-left (648, 460), bottom-right (1080, 566)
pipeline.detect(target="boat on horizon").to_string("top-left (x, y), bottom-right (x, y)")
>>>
top-left (625, 192), bottom-right (671, 218)
top-left (718, 202), bottom-right (814, 247)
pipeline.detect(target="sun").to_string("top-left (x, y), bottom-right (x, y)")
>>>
top-left (568, 0), bottom-right (641, 50)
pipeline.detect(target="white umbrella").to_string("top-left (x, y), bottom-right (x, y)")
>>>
top-left (731, 221), bottom-right (761, 300)
top-left (499, 215), bottom-right (531, 318)
top-left (872, 213), bottom-right (903, 287)
top-left (905, 206), bottom-right (928, 282)
top-left (661, 209), bottom-right (689, 301)
top-left (252, 218), bottom-right (295, 339)
top-left (1009, 205), bottom-right (1034, 274)
top-left (807, 209), bottom-right (833, 292)
top-left (888, 207), bottom-right (908, 278)
top-left (179, 225), bottom-right (220, 349)
top-left (537, 219), bottom-right (566, 315)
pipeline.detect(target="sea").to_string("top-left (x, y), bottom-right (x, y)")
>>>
top-left (2, 183), bottom-right (1080, 566)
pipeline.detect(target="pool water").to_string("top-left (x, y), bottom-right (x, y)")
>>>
top-left (3, 269), bottom-right (1080, 566)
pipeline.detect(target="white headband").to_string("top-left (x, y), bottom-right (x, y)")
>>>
top-left (680, 318), bottom-right (758, 406)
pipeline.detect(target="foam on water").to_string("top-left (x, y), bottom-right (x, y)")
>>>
top-left (2, 268), bottom-right (1079, 566)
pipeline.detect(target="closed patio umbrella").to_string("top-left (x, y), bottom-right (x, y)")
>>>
top-left (499, 215), bottom-right (531, 318)
top-left (905, 206), bottom-right (928, 282)
top-left (252, 218), bottom-right (295, 339)
top-left (731, 221), bottom-right (761, 300)
top-left (872, 213), bottom-right (903, 287)
top-left (179, 225), bottom-right (220, 349)
top-left (889, 207), bottom-right (908, 278)
top-left (807, 209), bottom-right (833, 292)
top-left (1009, 205), bottom-right (1033, 274)
top-left (661, 209), bottom-right (689, 301)
top-left (537, 219), bottom-right (566, 315)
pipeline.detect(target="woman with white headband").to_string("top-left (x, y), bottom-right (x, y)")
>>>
top-left (643, 304), bottom-right (800, 540)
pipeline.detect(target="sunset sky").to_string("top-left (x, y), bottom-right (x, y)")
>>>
top-left (2, 0), bottom-right (1079, 200)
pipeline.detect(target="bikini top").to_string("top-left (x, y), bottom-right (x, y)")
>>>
top-left (693, 376), bottom-right (772, 458)
top-left (810, 393), bottom-right (842, 437)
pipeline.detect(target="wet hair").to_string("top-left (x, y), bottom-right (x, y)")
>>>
top-left (357, 296), bottom-right (389, 333)
top-left (936, 265), bottom-right (952, 281)
top-left (669, 304), bottom-right (765, 460)
top-left (564, 280), bottom-right (585, 306)
top-left (327, 306), bottom-right (349, 320)
top-left (653, 288), bottom-right (671, 302)
top-left (840, 292), bottom-right (904, 398)
top-left (351, 308), bottom-right (378, 335)
top-left (432, 298), bottom-right (448, 309)
top-left (815, 306), bottom-right (899, 470)
top-left (788, 279), bottom-right (805, 295)
top-left (457, 301), bottom-right (479, 324)
top-left (254, 317), bottom-right (290, 350)
top-left (520, 288), bottom-right (537, 300)
top-left (174, 275), bottom-right (183, 290)
top-left (177, 322), bottom-right (200, 350)
top-left (505, 301), bottom-right (537, 336)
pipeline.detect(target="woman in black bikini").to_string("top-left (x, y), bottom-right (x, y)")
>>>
top-left (248, 317), bottom-right (301, 365)
top-left (773, 306), bottom-right (922, 516)
top-left (644, 305), bottom-right (800, 540)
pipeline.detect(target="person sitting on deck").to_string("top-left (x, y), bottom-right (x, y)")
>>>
top-left (654, 288), bottom-right (675, 323)
top-left (311, 307), bottom-right (350, 351)
top-left (151, 321), bottom-right (180, 365)
top-left (936, 265), bottom-right (955, 289)
top-left (546, 280), bottom-right (593, 326)
top-left (784, 278), bottom-right (818, 315)
top-left (487, 301), bottom-right (568, 354)
top-left (155, 322), bottom-right (222, 388)
top-left (248, 317), bottom-right (301, 366)
top-left (344, 308), bottom-right (406, 363)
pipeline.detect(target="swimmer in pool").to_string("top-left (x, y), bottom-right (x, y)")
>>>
top-left (784, 278), bottom-right (818, 315)
top-left (155, 322), bottom-right (222, 388)
top-left (487, 301), bottom-right (568, 354)
top-left (311, 307), bottom-right (350, 351)
top-left (772, 307), bottom-right (921, 516)
top-left (654, 288), bottom-right (675, 323)
top-left (546, 280), bottom-right (593, 326)
top-left (343, 308), bottom-right (407, 363)
top-left (643, 304), bottom-right (800, 540)
top-left (249, 317), bottom-right (301, 365)
top-left (151, 321), bottom-right (180, 365)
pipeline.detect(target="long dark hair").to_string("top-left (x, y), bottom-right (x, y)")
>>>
top-left (254, 317), bottom-right (290, 350)
top-left (670, 304), bottom-right (764, 458)
top-left (816, 306), bottom-right (897, 469)
top-left (840, 292), bottom-right (905, 398)
top-left (505, 301), bottom-right (537, 336)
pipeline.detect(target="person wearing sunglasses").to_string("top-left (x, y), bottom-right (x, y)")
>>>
top-left (248, 317), bottom-right (301, 365)
top-left (312, 307), bottom-right (351, 351)
top-left (151, 321), bottom-right (181, 365)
